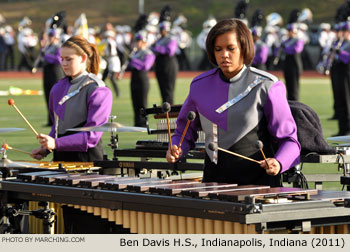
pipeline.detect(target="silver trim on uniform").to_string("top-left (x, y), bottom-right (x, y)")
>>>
top-left (215, 76), bottom-right (266, 114)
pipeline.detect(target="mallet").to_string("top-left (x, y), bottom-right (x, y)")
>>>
top-left (256, 140), bottom-right (270, 169)
top-left (162, 102), bottom-right (173, 149)
top-left (8, 99), bottom-right (39, 136)
top-left (178, 111), bottom-right (196, 149)
top-left (208, 142), bottom-right (260, 164)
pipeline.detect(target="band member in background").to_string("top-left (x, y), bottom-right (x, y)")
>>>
top-left (171, 14), bottom-right (192, 71)
top-left (102, 30), bottom-right (121, 97)
top-left (280, 23), bottom-right (304, 101)
top-left (166, 19), bottom-right (300, 186)
top-left (251, 26), bottom-right (268, 70)
top-left (197, 17), bottom-right (216, 70)
top-left (329, 23), bottom-right (344, 122)
top-left (31, 35), bottom-right (113, 233)
top-left (152, 21), bottom-right (178, 104)
top-left (17, 27), bottom-right (38, 71)
top-left (3, 25), bottom-right (16, 70)
top-left (129, 31), bottom-right (155, 127)
top-left (42, 29), bottom-right (65, 126)
top-left (335, 22), bottom-right (350, 136)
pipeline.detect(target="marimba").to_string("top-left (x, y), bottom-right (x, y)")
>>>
top-left (1, 172), bottom-right (350, 234)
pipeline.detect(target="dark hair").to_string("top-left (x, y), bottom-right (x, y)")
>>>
top-left (205, 18), bottom-right (254, 66)
top-left (62, 35), bottom-right (100, 75)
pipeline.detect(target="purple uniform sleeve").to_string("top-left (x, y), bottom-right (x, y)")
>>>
top-left (284, 39), bottom-right (304, 55)
top-left (339, 49), bottom-right (350, 64)
top-left (253, 44), bottom-right (268, 65)
top-left (130, 53), bottom-right (156, 71)
top-left (153, 39), bottom-right (178, 57)
top-left (53, 87), bottom-right (113, 152)
top-left (44, 47), bottom-right (62, 65)
top-left (171, 86), bottom-right (200, 156)
top-left (264, 81), bottom-right (301, 173)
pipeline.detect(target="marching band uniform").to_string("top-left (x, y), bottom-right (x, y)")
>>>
top-left (129, 33), bottom-right (156, 127)
top-left (196, 18), bottom-right (216, 70)
top-left (172, 66), bottom-right (300, 186)
top-left (102, 30), bottom-right (121, 97)
top-left (48, 71), bottom-right (112, 161)
top-left (17, 27), bottom-right (38, 71)
top-left (251, 27), bottom-right (268, 70)
top-left (3, 25), bottom-right (16, 70)
top-left (329, 25), bottom-right (344, 122)
top-left (42, 29), bottom-right (65, 126)
top-left (335, 23), bottom-right (350, 135)
top-left (281, 24), bottom-right (304, 101)
top-left (152, 21), bottom-right (178, 104)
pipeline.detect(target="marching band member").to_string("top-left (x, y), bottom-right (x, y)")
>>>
top-left (31, 35), bottom-right (113, 234)
top-left (31, 35), bottom-right (112, 162)
top-left (102, 29), bottom-right (121, 97)
top-left (197, 17), bottom-right (216, 70)
top-left (251, 26), bottom-right (268, 70)
top-left (42, 29), bottom-right (65, 126)
top-left (280, 23), bottom-right (304, 101)
top-left (3, 25), bottom-right (16, 70)
top-left (152, 21), bottom-right (178, 104)
top-left (328, 23), bottom-right (344, 122)
top-left (17, 26), bottom-right (38, 71)
top-left (166, 19), bottom-right (300, 186)
top-left (335, 22), bottom-right (350, 136)
top-left (129, 31), bottom-right (155, 127)
top-left (171, 14), bottom-right (192, 70)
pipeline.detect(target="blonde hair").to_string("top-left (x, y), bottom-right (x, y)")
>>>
top-left (62, 35), bottom-right (100, 75)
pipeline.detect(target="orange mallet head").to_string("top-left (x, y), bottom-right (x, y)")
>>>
top-left (8, 99), bottom-right (15, 106)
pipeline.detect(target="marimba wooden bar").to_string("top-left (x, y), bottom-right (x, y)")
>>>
top-left (1, 172), bottom-right (350, 234)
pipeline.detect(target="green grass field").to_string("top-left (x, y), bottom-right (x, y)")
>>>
top-left (0, 74), bottom-right (345, 190)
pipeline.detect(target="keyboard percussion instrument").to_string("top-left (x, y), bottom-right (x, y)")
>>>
top-left (2, 103), bottom-right (350, 235)
top-left (1, 171), bottom-right (350, 234)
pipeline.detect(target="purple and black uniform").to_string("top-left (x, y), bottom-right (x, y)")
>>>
top-left (152, 35), bottom-right (178, 104)
top-left (172, 66), bottom-right (300, 186)
top-left (43, 42), bottom-right (64, 125)
top-left (129, 48), bottom-right (155, 126)
top-left (48, 71), bottom-right (113, 161)
top-left (281, 37), bottom-right (304, 101)
top-left (252, 39), bottom-right (268, 70)
top-left (336, 39), bottom-right (350, 135)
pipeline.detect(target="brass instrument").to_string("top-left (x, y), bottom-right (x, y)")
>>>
top-left (323, 38), bottom-right (344, 76)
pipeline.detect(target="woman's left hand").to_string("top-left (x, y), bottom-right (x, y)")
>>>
top-left (37, 134), bottom-right (56, 151)
top-left (259, 158), bottom-right (281, 176)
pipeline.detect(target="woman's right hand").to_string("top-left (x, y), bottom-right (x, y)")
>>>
top-left (166, 145), bottom-right (182, 163)
top-left (31, 147), bottom-right (47, 160)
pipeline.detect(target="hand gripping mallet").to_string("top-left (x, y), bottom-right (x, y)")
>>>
top-left (256, 140), bottom-right (270, 169)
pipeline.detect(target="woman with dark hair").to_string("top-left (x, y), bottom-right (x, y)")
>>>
top-left (166, 19), bottom-right (300, 187)
top-left (31, 35), bottom-right (113, 162)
